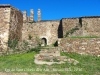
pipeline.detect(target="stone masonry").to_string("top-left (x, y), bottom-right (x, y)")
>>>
top-left (22, 15), bottom-right (100, 46)
top-left (82, 17), bottom-right (100, 36)
top-left (58, 38), bottom-right (100, 55)
top-left (0, 4), bottom-right (100, 56)
top-left (62, 18), bottom-right (80, 37)
top-left (62, 16), bottom-right (100, 37)
top-left (22, 20), bottom-right (60, 45)
top-left (34, 47), bottom-right (79, 65)
top-left (0, 4), bottom-right (23, 53)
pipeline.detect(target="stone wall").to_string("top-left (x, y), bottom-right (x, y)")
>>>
top-left (65, 17), bottom-right (100, 37)
top-left (0, 5), bottom-right (23, 54)
top-left (22, 20), bottom-right (60, 45)
top-left (62, 18), bottom-right (79, 37)
top-left (0, 5), bottom-right (11, 53)
top-left (58, 38), bottom-right (100, 56)
top-left (82, 17), bottom-right (100, 36)
top-left (9, 7), bottom-right (23, 40)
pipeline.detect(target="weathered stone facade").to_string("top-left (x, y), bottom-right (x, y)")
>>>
top-left (22, 20), bottom-right (60, 45)
top-left (62, 17), bottom-right (100, 37)
top-left (0, 4), bottom-right (23, 53)
top-left (22, 10), bottom-right (100, 44)
top-left (0, 4), bottom-right (100, 56)
top-left (0, 5), bottom-right (10, 53)
top-left (58, 38), bottom-right (100, 55)
top-left (62, 18), bottom-right (80, 37)
top-left (9, 6), bottom-right (23, 40)
top-left (81, 17), bottom-right (100, 36)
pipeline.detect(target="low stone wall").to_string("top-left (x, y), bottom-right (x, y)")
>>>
top-left (58, 38), bottom-right (100, 56)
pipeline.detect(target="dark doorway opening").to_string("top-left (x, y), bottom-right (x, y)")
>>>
top-left (41, 38), bottom-right (47, 46)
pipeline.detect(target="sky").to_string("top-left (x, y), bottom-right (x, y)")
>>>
top-left (0, 0), bottom-right (100, 21)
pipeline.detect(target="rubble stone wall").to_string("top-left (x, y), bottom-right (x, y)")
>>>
top-left (0, 6), bottom-right (10, 52)
top-left (64, 17), bottom-right (100, 37)
top-left (0, 5), bottom-right (23, 54)
top-left (22, 20), bottom-right (60, 45)
top-left (9, 7), bottom-right (23, 41)
top-left (62, 18), bottom-right (79, 37)
top-left (82, 17), bottom-right (100, 36)
top-left (58, 38), bottom-right (100, 56)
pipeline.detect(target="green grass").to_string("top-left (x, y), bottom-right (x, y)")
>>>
top-left (68, 36), bottom-right (100, 38)
top-left (0, 52), bottom-right (100, 75)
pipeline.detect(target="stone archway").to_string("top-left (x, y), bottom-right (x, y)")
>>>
top-left (41, 38), bottom-right (47, 46)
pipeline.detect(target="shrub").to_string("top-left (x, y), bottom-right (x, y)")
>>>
top-left (53, 58), bottom-right (60, 62)
top-left (27, 47), bottom-right (41, 53)
top-left (52, 41), bottom-right (58, 47)
top-left (28, 34), bottom-right (32, 40)
top-left (35, 37), bottom-right (41, 47)
top-left (8, 39), bottom-right (18, 49)
top-left (28, 21), bottom-right (36, 24)
top-left (23, 40), bottom-right (28, 46)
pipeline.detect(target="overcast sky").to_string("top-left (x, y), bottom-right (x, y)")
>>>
top-left (0, 0), bottom-right (100, 21)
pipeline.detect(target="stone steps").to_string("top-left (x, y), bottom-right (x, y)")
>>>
top-left (34, 47), bottom-right (79, 65)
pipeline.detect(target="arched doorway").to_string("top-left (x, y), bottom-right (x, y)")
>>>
top-left (41, 38), bottom-right (47, 46)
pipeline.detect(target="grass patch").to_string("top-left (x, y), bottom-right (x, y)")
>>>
top-left (68, 36), bottom-right (100, 38)
top-left (44, 59), bottom-right (51, 62)
top-left (53, 58), bottom-right (60, 62)
top-left (27, 47), bottom-right (41, 53)
top-left (0, 52), bottom-right (100, 75)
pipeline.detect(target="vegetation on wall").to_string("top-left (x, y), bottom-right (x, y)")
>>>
top-left (7, 38), bottom-right (42, 55)
top-left (35, 37), bottom-right (41, 47)
top-left (65, 26), bottom-right (79, 37)
top-left (8, 39), bottom-right (18, 50)
top-left (52, 41), bottom-right (58, 47)
top-left (28, 34), bottom-right (33, 40)
top-left (27, 47), bottom-right (41, 53)
top-left (22, 40), bottom-right (28, 48)
top-left (28, 21), bottom-right (36, 24)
